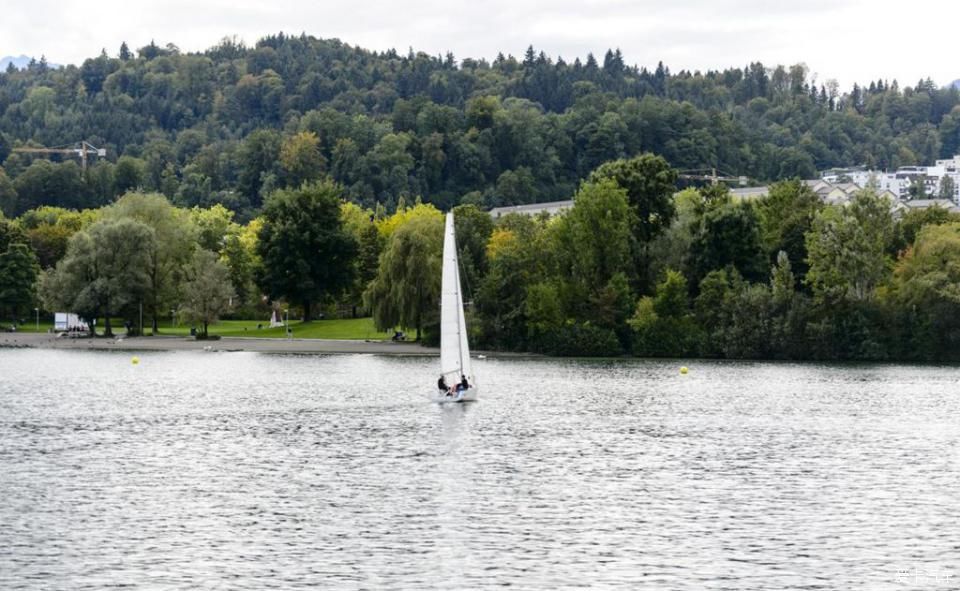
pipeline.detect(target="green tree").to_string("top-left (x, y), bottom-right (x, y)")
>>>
top-left (755, 179), bottom-right (823, 283)
top-left (894, 204), bottom-right (960, 251)
top-left (646, 188), bottom-right (703, 287)
top-left (279, 131), bottom-right (326, 187)
top-left (694, 269), bottom-right (736, 356)
top-left (12, 161), bottom-right (88, 214)
top-left (256, 181), bottom-right (357, 321)
top-left (588, 153), bottom-right (678, 289)
top-left (364, 209), bottom-right (444, 341)
top-left (939, 106), bottom-right (960, 158)
top-left (630, 270), bottom-right (700, 356)
top-left (0, 214), bottom-right (27, 252)
top-left (180, 249), bottom-right (236, 337)
top-left (190, 204), bottom-right (238, 252)
top-left (719, 282), bottom-right (775, 359)
top-left (361, 132), bottom-right (416, 207)
top-left (220, 218), bottom-right (261, 315)
top-left (42, 219), bottom-right (154, 336)
top-left (475, 216), bottom-right (545, 350)
top-left (524, 280), bottom-right (565, 346)
top-left (889, 222), bottom-right (960, 358)
top-left (849, 189), bottom-right (895, 253)
top-left (238, 129), bottom-right (282, 207)
top-left (805, 190), bottom-right (893, 303)
top-left (452, 203), bottom-right (494, 291)
top-left (0, 168), bottom-right (17, 216)
top-left (0, 243), bottom-right (40, 323)
top-left (494, 167), bottom-right (536, 205)
top-left (0, 132), bottom-right (10, 162)
top-left (104, 192), bottom-right (198, 333)
top-left (689, 201), bottom-right (767, 287)
top-left (770, 250), bottom-right (796, 303)
top-left (465, 95), bottom-right (499, 130)
top-left (588, 154), bottom-right (678, 242)
top-left (338, 202), bottom-right (382, 317)
top-left (17, 206), bottom-right (97, 270)
top-left (114, 156), bottom-right (147, 195)
top-left (356, 224), bottom-right (384, 304)
top-left (768, 251), bottom-right (810, 358)
top-left (23, 222), bottom-right (75, 270)
top-left (558, 179), bottom-right (632, 289)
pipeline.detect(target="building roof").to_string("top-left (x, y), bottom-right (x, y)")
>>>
top-left (903, 199), bottom-right (960, 212)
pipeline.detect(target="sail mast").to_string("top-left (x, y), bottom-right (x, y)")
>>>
top-left (451, 216), bottom-right (463, 375)
top-left (453, 224), bottom-right (465, 377)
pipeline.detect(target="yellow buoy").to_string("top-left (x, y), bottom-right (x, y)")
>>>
top-left (131, 356), bottom-right (140, 365)
top-left (679, 366), bottom-right (688, 374)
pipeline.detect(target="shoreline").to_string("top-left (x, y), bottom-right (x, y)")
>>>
top-left (5, 332), bottom-right (959, 366)
top-left (0, 332), bottom-right (438, 356)
top-left (0, 332), bottom-right (538, 358)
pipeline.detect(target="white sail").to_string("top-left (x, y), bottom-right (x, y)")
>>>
top-left (457, 266), bottom-right (472, 381)
top-left (439, 212), bottom-right (475, 394)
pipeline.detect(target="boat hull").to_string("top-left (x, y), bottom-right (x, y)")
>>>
top-left (433, 387), bottom-right (478, 403)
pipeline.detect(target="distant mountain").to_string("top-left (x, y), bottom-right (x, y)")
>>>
top-left (0, 54), bottom-right (61, 71)
top-left (0, 55), bottom-right (32, 70)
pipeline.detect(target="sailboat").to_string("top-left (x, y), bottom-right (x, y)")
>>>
top-left (436, 212), bottom-right (478, 402)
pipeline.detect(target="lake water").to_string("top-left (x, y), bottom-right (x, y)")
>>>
top-left (0, 349), bottom-right (958, 589)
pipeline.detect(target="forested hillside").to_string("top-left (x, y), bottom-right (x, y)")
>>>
top-left (1, 33), bottom-right (959, 218)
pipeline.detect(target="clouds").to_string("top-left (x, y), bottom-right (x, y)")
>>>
top-left (3, 0), bottom-right (958, 89)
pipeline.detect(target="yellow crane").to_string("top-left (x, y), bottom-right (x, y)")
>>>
top-left (12, 141), bottom-right (106, 171)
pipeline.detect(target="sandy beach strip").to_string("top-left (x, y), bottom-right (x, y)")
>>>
top-left (0, 332), bottom-right (439, 356)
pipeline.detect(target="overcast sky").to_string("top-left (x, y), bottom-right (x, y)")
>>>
top-left (4, 0), bottom-right (959, 90)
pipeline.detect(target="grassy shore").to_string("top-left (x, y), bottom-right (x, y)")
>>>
top-left (158, 318), bottom-right (392, 340)
top-left (6, 321), bottom-right (55, 333)
top-left (8, 317), bottom-right (393, 340)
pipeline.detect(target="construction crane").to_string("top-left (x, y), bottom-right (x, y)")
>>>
top-left (678, 168), bottom-right (748, 186)
top-left (12, 141), bottom-right (106, 171)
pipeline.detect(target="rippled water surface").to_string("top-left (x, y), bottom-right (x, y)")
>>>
top-left (1, 349), bottom-right (959, 589)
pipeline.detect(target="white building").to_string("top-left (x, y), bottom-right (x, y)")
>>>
top-left (487, 158), bottom-right (960, 220)
top-left (821, 154), bottom-right (960, 203)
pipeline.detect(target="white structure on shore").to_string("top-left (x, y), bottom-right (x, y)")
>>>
top-left (821, 155), bottom-right (960, 203)
top-left (488, 187), bottom-right (767, 219)
top-left (487, 156), bottom-right (960, 220)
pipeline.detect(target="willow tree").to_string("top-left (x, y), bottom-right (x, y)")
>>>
top-left (363, 210), bottom-right (443, 341)
top-left (180, 249), bottom-right (235, 337)
top-left (41, 218), bottom-right (154, 336)
top-left (104, 192), bottom-right (197, 334)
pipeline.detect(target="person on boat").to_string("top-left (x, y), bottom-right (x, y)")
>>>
top-left (438, 375), bottom-right (448, 393)
top-left (459, 374), bottom-right (469, 392)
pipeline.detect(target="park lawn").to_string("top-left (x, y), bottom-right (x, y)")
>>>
top-left (152, 317), bottom-right (392, 340)
top-left (10, 317), bottom-right (393, 341)
top-left (8, 321), bottom-right (55, 333)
